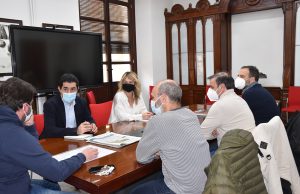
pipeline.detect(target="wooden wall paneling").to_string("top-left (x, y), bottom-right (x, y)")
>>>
top-left (265, 87), bottom-right (282, 100)
top-left (280, 1), bottom-right (297, 107)
top-left (165, 21), bottom-right (173, 79)
top-left (165, 0), bottom-right (297, 105)
top-left (229, 0), bottom-right (282, 14)
top-left (89, 82), bottom-right (118, 103)
top-left (188, 18), bottom-right (196, 85)
top-left (227, 14), bottom-right (232, 74)
top-left (282, 1), bottom-right (297, 89)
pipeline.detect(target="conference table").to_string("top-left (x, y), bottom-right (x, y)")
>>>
top-left (40, 104), bottom-right (210, 194)
top-left (40, 121), bottom-right (162, 194)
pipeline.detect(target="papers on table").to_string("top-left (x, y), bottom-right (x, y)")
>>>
top-left (64, 134), bottom-right (93, 140)
top-left (53, 145), bottom-right (115, 163)
top-left (87, 132), bottom-right (141, 148)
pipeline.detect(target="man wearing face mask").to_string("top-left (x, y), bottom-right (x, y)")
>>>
top-left (235, 66), bottom-right (280, 125)
top-left (200, 72), bottom-right (255, 145)
top-left (132, 80), bottom-right (211, 194)
top-left (40, 73), bottom-right (97, 138)
top-left (0, 77), bottom-right (98, 194)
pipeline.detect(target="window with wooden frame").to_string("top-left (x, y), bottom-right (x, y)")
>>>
top-left (79, 0), bottom-right (136, 84)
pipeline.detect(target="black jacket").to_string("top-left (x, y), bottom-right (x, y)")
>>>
top-left (286, 112), bottom-right (300, 175)
top-left (40, 95), bottom-right (94, 138)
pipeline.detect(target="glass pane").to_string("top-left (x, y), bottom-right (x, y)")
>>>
top-left (196, 20), bottom-right (204, 85)
top-left (80, 0), bottom-right (104, 20)
top-left (103, 64), bottom-right (108, 82)
top-left (81, 20), bottom-right (105, 41)
top-left (172, 24), bottom-right (180, 83)
top-left (295, 6), bottom-right (300, 85)
top-left (205, 18), bottom-right (214, 79)
top-left (180, 22), bottom-right (189, 85)
top-left (111, 44), bottom-right (130, 62)
top-left (112, 64), bottom-right (131, 82)
top-left (102, 44), bottom-right (107, 62)
top-left (110, 24), bottom-right (129, 42)
top-left (109, 4), bottom-right (128, 23)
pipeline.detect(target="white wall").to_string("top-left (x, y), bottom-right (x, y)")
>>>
top-left (135, 0), bottom-right (170, 108)
top-left (135, 0), bottom-right (220, 108)
top-left (32, 0), bottom-right (80, 30)
top-left (231, 9), bottom-right (284, 87)
top-left (0, 0), bottom-right (80, 29)
top-left (0, 0), bottom-right (32, 25)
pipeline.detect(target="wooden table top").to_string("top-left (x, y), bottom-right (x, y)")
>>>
top-left (40, 121), bottom-right (162, 194)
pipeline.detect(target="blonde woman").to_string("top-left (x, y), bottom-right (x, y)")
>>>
top-left (109, 72), bottom-right (153, 123)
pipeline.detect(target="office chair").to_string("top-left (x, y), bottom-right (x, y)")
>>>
top-left (89, 101), bottom-right (113, 126)
top-left (282, 86), bottom-right (300, 121)
top-left (86, 91), bottom-right (97, 104)
top-left (33, 114), bottom-right (44, 135)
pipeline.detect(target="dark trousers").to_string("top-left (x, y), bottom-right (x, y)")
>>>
top-left (130, 173), bottom-right (175, 194)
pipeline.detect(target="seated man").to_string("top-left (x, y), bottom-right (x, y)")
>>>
top-left (201, 72), bottom-right (255, 144)
top-left (0, 77), bottom-right (98, 193)
top-left (40, 73), bottom-right (97, 138)
top-left (235, 65), bottom-right (280, 125)
top-left (133, 80), bottom-right (211, 194)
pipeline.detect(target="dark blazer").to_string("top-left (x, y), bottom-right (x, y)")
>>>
top-left (40, 95), bottom-right (95, 138)
top-left (243, 83), bottom-right (280, 125)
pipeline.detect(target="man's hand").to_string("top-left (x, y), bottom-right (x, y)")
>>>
top-left (90, 123), bottom-right (98, 134)
top-left (81, 148), bottom-right (98, 161)
top-left (211, 129), bottom-right (219, 138)
top-left (77, 121), bottom-right (94, 135)
top-left (142, 112), bottom-right (153, 120)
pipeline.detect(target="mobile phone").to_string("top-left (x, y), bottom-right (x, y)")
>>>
top-left (89, 165), bottom-right (115, 175)
top-left (89, 165), bottom-right (104, 174)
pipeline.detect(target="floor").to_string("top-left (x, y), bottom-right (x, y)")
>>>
top-left (32, 173), bottom-right (87, 193)
top-left (32, 171), bottom-right (162, 194)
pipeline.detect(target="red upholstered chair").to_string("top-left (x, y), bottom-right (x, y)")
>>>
top-left (89, 101), bottom-right (113, 126)
top-left (149, 85), bottom-right (155, 100)
top-left (86, 91), bottom-right (96, 104)
top-left (33, 114), bottom-right (44, 135)
top-left (149, 86), bottom-right (155, 111)
top-left (205, 85), bottom-right (215, 105)
top-left (282, 86), bottom-right (300, 120)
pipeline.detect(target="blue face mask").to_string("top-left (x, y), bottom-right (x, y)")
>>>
top-left (151, 96), bottom-right (162, 115)
top-left (62, 92), bottom-right (77, 104)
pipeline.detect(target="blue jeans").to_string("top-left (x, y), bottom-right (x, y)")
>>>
top-left (30, 179), bottom-right (76, 194)
top-left (130, 177), bottom-right (175, 194)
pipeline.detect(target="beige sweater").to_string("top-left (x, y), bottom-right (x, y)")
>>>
top-left (200, 89), bottom-right (255, 144)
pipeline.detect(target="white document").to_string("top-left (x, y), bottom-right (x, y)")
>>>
top-left (53, 145), bottom-right (115, 163)
top-left (64, 134), bottom-right (93, 141)
top-left (87, 132), bottom-right (141, 148)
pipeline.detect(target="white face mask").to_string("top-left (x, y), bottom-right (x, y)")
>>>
top-left (207, 87), bottom-right (219, 101)
top-left (151, 96), bottom-right (162, 115)
top-left (235, 77), bottom-right (246, 90)
top-left (24, 105), bottom-right (33, 122)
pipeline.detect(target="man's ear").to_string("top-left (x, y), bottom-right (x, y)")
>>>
top-left (161, 94), bottom-right (168, 103)
top-left (249, 77), bottom-right (256, 83)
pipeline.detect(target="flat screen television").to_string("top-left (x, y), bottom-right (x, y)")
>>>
top-left (9, 25), bottom-right (103, 92)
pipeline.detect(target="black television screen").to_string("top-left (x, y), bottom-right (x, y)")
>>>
top-left (9, 26), bottom-right (103, 92)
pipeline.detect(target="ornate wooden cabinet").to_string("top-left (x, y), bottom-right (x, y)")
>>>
top-left (165, 0), bottom-right (298, 105)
